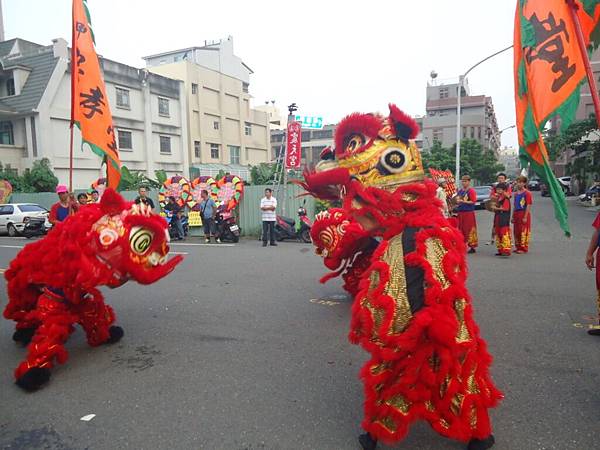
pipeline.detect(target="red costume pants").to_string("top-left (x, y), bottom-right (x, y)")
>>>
top-left (457, 211), bottom-right (478, 249)
top-left (495, 226), bottom-right (512, 256)
top-left (14, 288), bottom-right (115, 380)
top-left (513, 210), bottom-right (530, 253)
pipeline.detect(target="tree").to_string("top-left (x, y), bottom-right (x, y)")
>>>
top-left (20, 158), bottom-right (59, 192)
top-left (250, 163), bottom-right (278, 185)
top-left (421, 139), bottom-right (504, 184)
top-left (545, 116), bottom-right (600, 185)
top-left (0, 163), bottom-right (23, 192)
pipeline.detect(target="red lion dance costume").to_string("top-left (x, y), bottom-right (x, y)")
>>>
top-left (4, 189), bottom-right (182, 391)
top-left (303, 105), bottom-right (502, 450)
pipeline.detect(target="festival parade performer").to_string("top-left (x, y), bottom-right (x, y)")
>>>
top-left (3, 189), bottom-right (182, 390)
top-left (456, 175), bottom-right (479, 254)
top-left (489, 173), bottom-right (511, 245)
top-left (512, 176), bottom-right (532, 253)
top-left (492, 183), bottom-right (512, 257)
top-left (302, 104), bottom-right (502, 450)
top-left (586, 211), bottom-right (600, 336)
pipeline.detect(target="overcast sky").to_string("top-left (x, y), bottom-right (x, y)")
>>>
top-left (5, 0), bottom-right (518, 148)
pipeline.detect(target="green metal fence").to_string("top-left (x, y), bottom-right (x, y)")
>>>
top-left (6, 185), bottom-right (314, 237)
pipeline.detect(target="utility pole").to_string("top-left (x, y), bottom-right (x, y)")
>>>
top-left (0, 0), bottom-right (5, 42)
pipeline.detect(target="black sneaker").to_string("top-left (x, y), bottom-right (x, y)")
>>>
top-left (262, 242), bottom-right (267, 247)
top-left (270, 242), bottom-right (277, 246)
top-left (467, 435), bottom-right (495, 450)
top-left (358, 433), bottom-right (377, 450)
top-left (468, 248), bottom-right (476, 254)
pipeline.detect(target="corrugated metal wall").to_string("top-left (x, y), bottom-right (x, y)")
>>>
top-left (238, 185), bottom-right (314, 236)
top-left (7, 185), bottom-right (314, 237)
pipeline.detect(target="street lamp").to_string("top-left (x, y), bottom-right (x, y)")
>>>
top-left (491, 125), bottom-right (516, 152)
top-left (455, 45), bottom-right (513, 183)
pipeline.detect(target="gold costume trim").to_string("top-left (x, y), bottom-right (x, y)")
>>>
top-left (385, 394), bottom-right (411, 415)
top-left (454, 298), bottom-right (472, 343)
top-left (382, 234), bottom-right (412, 334)
top-left (425, 237), bottom-right (450, 290)
top-left (375, 416), bottom-right (397, 433)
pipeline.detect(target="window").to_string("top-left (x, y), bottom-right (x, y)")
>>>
top-left (228, 145), bottom-right (240, 164)
top-left (244, 122), bottom-right (252, 136)
top-left (301, 131), bottom-right (311, 141)
top-left (0, 205), bottom-right (14, 215)
top-left (18, 204), bottom-right (46, 213)
top-left (213, 120), bottom-right (220, 130)
top-left (6, 79), bottom-right (15, 96)
top-left (242, 82), bottom-right (249, 93)
top-left (432, 128), bottom-right (442, 143)
top-left (117, 129), bottom-right (133, 150)
top-left (0, 121), bottom-right (14, 145)
top-left (116, 87), bottom-right (130, 109)
top-left (194, 141), bottom-right (201, 158)
top-left (210, 143), bottom-right (220, 159)
top-left (313, 129), bottom-right (333, 139)
top-left (470, 127), bottom-right (475, 139)
top-left (462, 127), bottom-right (467, 139)
top-left (439, 87), bottom-right (449, 99)
top-left (158, 97), bottom-right (170, 117)
top-left (192, 83), bottom-right (198, 94)
top-left (272, 134), bottom-right (283, 143)
top-left (159, 135), bottom-right (171, 154)
top-left (478, 127), bottom-right (482, 139)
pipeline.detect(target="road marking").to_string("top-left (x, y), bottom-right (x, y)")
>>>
top-left (0, 244), bottom-right (186, 256)
top-left (170, 243), bottom-right (235, 247)
top-left (310, 298), bottom-right (341, 307)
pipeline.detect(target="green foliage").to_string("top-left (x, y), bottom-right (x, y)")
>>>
top-left (421, 139), bottom-right (505, 184)
top-left (117, 166), bottom-right (162, 191)
top-left (545, 116), bottom-right (600, 183)
top-left (250, 163), bottom-right (278, 185)
top-left (5, 158), bottom-right (59, 193)
top-left (0, 162), bottom-right (23, 192)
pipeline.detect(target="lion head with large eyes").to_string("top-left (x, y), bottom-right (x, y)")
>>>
top-left (300, 104), bottom-right (424, 201)
top-left (82, 189), bottom-right (182, 287)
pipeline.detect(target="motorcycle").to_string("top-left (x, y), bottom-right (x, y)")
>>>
top-left (274, 201), bottom-right (312, 243)
top-left (579, 183), bottom-right (600, 203)
top-left (214, 205), bottom-right (240, 243)
top-left (22, 216), bottom-right (50, 239)
top-left (165, 210), bottom-right (189, 239)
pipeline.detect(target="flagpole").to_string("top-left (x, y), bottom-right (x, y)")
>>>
top-left (69, 0), bottom-right (76, 192)
top-left (567, 0), bottom-right (600, 129)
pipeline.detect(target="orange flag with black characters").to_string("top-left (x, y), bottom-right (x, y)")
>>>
top-left (71, 0), bottom-right (120, 189)
top-left (514, 0), bottom-right (600, 236)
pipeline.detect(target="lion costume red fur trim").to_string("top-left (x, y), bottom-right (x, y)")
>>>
top-left (307, 105), bottom-right (502, 446)
top-left (4, 189), bottom-right (182, 390)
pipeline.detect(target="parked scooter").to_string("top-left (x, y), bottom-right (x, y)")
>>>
top-left (214, 205), bottom-right (240, 243)
top-left (165, 210), bottom-right (189, 239)
top-left (22, 217), bottom-right (50, 239)
top-left (274, 200), bottom-right (312, 243)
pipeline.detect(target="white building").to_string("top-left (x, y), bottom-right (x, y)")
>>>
top-left (0, 38), bottom-right (188, 189)
top-left (144, 36), bottom-right (270, 180)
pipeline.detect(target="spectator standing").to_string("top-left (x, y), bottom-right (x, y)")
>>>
top-left (199, 190), bottom-right (219, 243)
top-left (512, 176), bottom-right (533, 254)
top-left (135, 186), bottom-right (155, 210)
top-left (456, 175), bottom-right (478, 254)
top-left (435, 178), bottom-right (450, 218)
top-left (49, 185), bottom-right (78, 225)
top-left (585, 211), bottom-right (600, 336)
top-left (164, 196), bottom-right (184, 241)
top-left (260, 188), bottom-right (277, 247)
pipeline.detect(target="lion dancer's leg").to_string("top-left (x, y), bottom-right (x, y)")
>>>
top-left (76, 288), bottom-right (123, 346)
top-left (14, 289), bottom-right (78, 391)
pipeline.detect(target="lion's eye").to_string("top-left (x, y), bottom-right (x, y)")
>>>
top-left (380, 147), bottom-right (407, 174)
top-left (345, 134), bottom-right (365, 153)
top-left (130, 227), bottom-right (154, 255)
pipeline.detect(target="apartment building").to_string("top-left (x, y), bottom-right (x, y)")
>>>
top-left (422, 79), bottom-right (500, 154)
top-left (144, 37), bottom-right (270, 179)
top-left (0, 38), bottom-right (188, 188)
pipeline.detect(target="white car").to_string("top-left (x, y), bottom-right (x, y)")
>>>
top-left (0, 203), bottom-right (50, 237)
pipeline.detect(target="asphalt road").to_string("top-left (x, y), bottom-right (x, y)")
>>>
top-left (0, 195), bottom-right (599, 450)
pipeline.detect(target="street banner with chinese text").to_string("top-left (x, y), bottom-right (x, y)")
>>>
top-left (514, 0), bottom-right (600, 236)
top-left (286, 121), bottom-right (302, 169)
top-left (71, 0), bottom-right (121, 189)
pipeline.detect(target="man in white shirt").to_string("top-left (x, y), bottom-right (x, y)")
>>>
top-left (435, 178), bottom-right (450, 218)
top-left (260, 188), bottom-right (277, 247)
